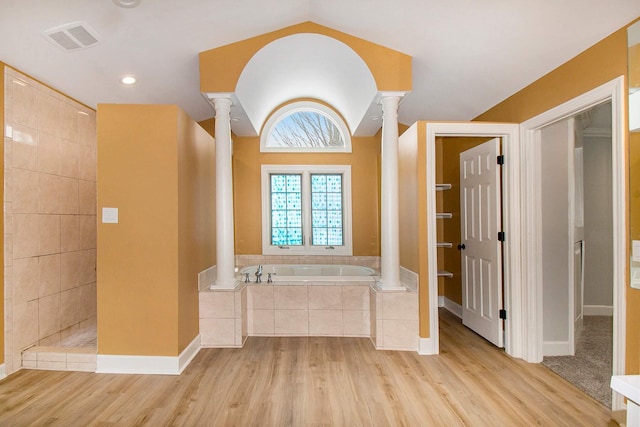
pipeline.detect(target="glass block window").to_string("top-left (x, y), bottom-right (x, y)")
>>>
top-left (260, 101), bottom-right (351, 153)
top-left (262, 165), bottom-right (352, 256)
top-left (311, 174), bottom-right (343, 246)
top-left (270, 174), bottom-right (302, 246)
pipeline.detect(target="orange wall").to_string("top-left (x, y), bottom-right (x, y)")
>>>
top-left (398, 122), bottom-right (429, 336)
top-left (0, 63), bottom-right (5, 365)
top-left (176, 109), bottom-right (216, 351)
top-left (200, 22), bottom-right (412, 94)
top-left (231, 133), bottom-right (381, 255)
top-left (97, 104), bottom-right (215, 356)
top-left (476, 21), bottom-right (640, 374)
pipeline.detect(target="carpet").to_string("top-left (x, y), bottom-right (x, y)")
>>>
top-left (542, 316), bottom-right (612, 408)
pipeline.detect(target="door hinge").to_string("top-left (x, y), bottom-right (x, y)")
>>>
top-left (499, 309), bottom-right (507, 320)
top-left (497, 155), bottom-right (504, 165)
top-left (498, 231), bottom-right (505, 241)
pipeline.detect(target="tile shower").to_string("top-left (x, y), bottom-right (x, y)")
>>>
top-left (3, 67), bottom-right (97, 375)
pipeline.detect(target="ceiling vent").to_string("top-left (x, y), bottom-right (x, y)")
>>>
top-left (43, 21), bottom-right (102, 52)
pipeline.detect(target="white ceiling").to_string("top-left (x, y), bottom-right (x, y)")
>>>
top-left (1, 0), bottom-right (639, 128)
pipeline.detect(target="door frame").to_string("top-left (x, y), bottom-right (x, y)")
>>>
top-left (423, 122), bottom-right (522, 358)
top-left (520, 76), bottom-right (626, 410)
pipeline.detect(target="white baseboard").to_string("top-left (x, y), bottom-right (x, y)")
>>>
top-left (584, 305), bottom-right (613, 316)
top-left (543, 340), bottom-right (572, 356)
top-left (417, 337), bottom-right (438, 355)
top-left (443, 298), bottom-right (463, 319)
top-left (97, 334), bottom-right (201, 375)
top-left (0, 363), bottom-right (5, 380)
top-left (438, 296), bottom-right (445, 307)
top-left (178, 334), bottom-right (202, 373)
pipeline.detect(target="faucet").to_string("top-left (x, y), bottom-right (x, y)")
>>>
top-left (244, 272), bottom-right (250, 283)
top-left (255, 265), bottom-right (263, 283)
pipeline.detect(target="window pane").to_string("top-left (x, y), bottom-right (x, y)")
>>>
top-left (267, 110), bottom-right (345, 149)
top-left (312, 210), bottom-right (327, 227)
top-left (310, 173), bottom-right (343, 246)
top-left (328, 228), bottom-right (343, 246)
top-left (312, 193), bottom-right (326, 210)
top-left (270, 173), bottom-right (302, 246)
top-left (312, 228), bottom-right (328, 245)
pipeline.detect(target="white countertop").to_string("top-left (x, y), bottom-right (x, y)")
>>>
top-left (611, 375), bottom-right (640, 404)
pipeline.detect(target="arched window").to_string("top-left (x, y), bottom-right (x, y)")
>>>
top-left (260, 102), bottom-right (351, 152)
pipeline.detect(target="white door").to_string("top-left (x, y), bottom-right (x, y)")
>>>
top-left (460, 138), bottom-right (503, 348)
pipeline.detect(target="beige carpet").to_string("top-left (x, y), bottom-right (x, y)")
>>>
top-left (542, 316), bottom-right (613, 408)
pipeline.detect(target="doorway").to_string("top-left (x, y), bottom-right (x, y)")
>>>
top-left (435, 136), bottom-right (504, 348)
top-left (520, 76), bottom-right (626, 411)
top-left (423, 122), bottom-right (520, 357)
top-left (538, 102), bottom-right (614, 407)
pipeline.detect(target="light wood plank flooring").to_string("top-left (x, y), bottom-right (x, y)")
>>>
top-left (0, 310), bottom-right (613, 426)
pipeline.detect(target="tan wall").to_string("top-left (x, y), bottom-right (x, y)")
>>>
top-left (630, 43), bottom-right (640, 89)
top-left (476, 21), bottom-right (640, 374)
top-left (398, 122), bottom-right (430, 336)
top-left (0, 63), bottom-right (4, 365)
top-left (97, 104), bottom-right (214, 356)
top-left (230, 133), bottom-right (381, 256)
top-left (200, 22), bottom-right (412, 94)
top-left (176, 109), bottom-right (216, 350)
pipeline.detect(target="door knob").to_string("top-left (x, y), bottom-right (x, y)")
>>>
top-left (457, 243), bottom-right (466, 250)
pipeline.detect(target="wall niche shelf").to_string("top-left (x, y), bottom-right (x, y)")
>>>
top-left (437, 270), bottom-right (454, 278)
top-left (436, 183), bottom-right (452, 191)
top-left (436, 212), bottom-right (453, 219)
top-left (437, 242), bottom-right (453, 248)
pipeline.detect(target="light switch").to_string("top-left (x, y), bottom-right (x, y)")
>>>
top-left (102, 207), bottom-right (118, 224)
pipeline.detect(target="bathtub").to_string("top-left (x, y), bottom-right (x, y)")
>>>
top-left (238, 264), bottom-right (377, 283)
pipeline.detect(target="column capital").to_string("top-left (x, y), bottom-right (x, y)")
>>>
top-left (378, 91), bottom-right (407, 108)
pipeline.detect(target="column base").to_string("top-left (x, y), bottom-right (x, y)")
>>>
top-left (373, 280), bottom-right (407, 292)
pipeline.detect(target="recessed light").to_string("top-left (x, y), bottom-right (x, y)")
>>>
top-left (113, 0), bottom-right (141, 8)
top-left (121, 75), bottom-right (136, 85)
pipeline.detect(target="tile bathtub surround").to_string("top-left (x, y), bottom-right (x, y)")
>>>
top-left (246, 284), bottom-right (371, 338)
top-left (22, 345), bottom-right (96, 372)
top-left (4, 67), bottom-right (97, 375)
top-left (235, 255), bottom-right (380, 270)
top-left (370, 287), bottom-right (419, 351)
top-left (199, 285), bottom-right (247, 347)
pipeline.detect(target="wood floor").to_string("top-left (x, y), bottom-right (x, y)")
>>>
top-left (0, 309), bottom-right (613, 426)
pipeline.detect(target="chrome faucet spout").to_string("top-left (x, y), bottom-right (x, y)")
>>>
top-left (255, 265), bottom-right (263, 283)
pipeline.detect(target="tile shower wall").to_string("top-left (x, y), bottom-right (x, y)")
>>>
top-left (4, 67), bottom-right (96, 375)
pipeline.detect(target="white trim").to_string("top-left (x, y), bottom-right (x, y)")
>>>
top-left (443, 297), bottom-right (463, 319)
top-left (438, 295), bottom-right (445, 307)
top-left (520, 76), bottom-right (626, 411)
top-left (260, 101), bottom-right (352, 153)
top-left (178, 334), bottom-right (202, 373)
top-left (261, 164), bottom-right (353, 256)
top-left (425, 122), bottom-right (521, 359)
top-left (584, 305), bottom-right (614, 316)
top-left (0, 363), bottom-right (5, 380)
top-left (543, 340), bottom-right (572, 356)
top-left (96, 334), bottom-right (201, 375)
top-left (417, 337), bottom-right (438, 355)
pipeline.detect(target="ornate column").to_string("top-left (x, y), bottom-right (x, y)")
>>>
top-left (379, 93), bottom-right (405, 290)
top-left (211, 95), bottom-right (236, 288)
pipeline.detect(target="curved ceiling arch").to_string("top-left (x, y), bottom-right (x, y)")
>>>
top-left (235, 33), bottom-right (378, 136)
